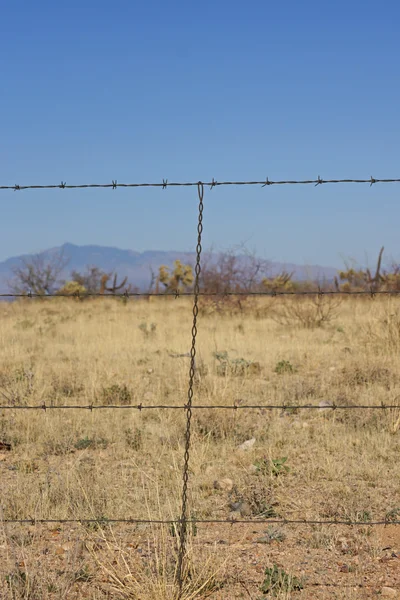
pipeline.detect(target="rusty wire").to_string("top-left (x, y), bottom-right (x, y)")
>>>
top-left (1, 176), bottom-right (400, 191)
top-left (1, 402), bottom-right (400, 411)
top-left (232, 579), bottom-right (400, 590)
top-left (3, 175), bottom-right (400, 592)
top-left (2, 289), bottom-right (400, 298)
top-left (1, 517), bottom-right (399, 526)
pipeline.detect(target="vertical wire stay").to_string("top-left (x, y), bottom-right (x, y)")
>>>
top-left (176, 182), bottom-right (204, 594)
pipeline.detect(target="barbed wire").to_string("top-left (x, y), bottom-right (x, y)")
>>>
top-left (4, 174), bottom-right (400, 590)
top-left (1, 176), bottom-right (400, 192)
top-left (233, 580), bottom-right (400, 590)
top-left (2, 517), bottom-right (399, 526)
top-left (0, 402), bottom-right (399, 411)
top-left (2, 288), bottom-right (400, 299)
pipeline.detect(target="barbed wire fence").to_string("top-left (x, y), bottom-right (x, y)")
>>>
top-left (1, 175), bottom-right (400, 190)
top-left (1, 176), bottom-right (400, 595)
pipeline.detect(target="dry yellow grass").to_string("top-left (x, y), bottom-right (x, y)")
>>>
top-left (1, 295), bottom-right (400, 599)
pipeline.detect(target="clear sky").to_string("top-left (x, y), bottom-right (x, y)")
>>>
top-left (1, 0), bottom-right (399, 269)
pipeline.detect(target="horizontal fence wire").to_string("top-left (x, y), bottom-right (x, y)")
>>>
top-left (2, 289), bottom-right (400, 298)
top-left (0, 403), bottom-right (399, 410)
top-left (233, 580), bottom-right (400, 590)
top-left (3, 176), bottom-right (400, 590)
top-left (1, 176), bottom-right (400, 191)
top-left (2, 517), bottom-right (400, 526)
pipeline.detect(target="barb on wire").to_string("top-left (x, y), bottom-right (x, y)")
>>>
top-left (2, 517), bottom-right (399, 526)
top-left (232, 579), bottom-right (400, 591)
top-left (1, 402), bottom-right (400, 411)
top-left (1, 176), bottom-right (400, 191)
top-left (2, 288), bottom-right (400, 299)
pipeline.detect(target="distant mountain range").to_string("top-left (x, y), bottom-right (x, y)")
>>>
top-left (0, 242), bottom-right (340, 293)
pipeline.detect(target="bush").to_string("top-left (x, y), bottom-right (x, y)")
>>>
top-left (271, 295), bottom-right (342, 329)
top-left (57, 281), bottom-right (87, 298)
top-left (260, 564), bottom-right (303, 596)
top-left (100, 383), bottom-right (132, 405)
top-left (274, 360), bottom-right (296, 374)
top-left (214, 351), bottom-right (261, 376)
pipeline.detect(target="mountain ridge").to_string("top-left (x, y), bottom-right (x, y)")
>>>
top-left (0, 242), bottom-right (340, 293)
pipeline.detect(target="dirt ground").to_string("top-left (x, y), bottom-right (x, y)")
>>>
top-left (1, 297), bottom-right (400, 598)
top-left (0, 519), bottom-right (399, 598)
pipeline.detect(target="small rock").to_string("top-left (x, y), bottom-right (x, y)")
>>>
top-left (329, 366), bottom-right (336, 372)
top-left (213, 478), bottom-right (234, 492)
top-left (239, 503), bottom-right (252, 517)
top-left (147, 368), bottom-right (153, 374)
top-left (238, 438), bottom-right (256, 451)
top-left (0, 454), bottom-right (7, 462)
top-left (381, 587), bottom-right (398, 598)
top-left (55, 546), bottom-right (65, 556)
top-left (229, 501), bottom-right (251, 517)
top-left (338, 536), bottom-right (349, 551)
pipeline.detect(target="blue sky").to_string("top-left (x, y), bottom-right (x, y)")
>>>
top-left (1, 0), bottom-right (399, 269)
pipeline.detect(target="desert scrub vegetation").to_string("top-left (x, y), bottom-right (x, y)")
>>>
top-left (270, 293), bottom-right (343, 329)
top-left (1, 296), bottom-right (400, 598)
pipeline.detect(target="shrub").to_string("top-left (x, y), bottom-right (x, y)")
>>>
top-left (138, 322), bottom-right (157, 337)
top-left (271, 295), bottom-right (342, 329)
top-left (213, 351), bottom-right (261, 376)
top-left (100, 383), bottom-right (132, 405)
top-left (57, 281), bottom-right (87, 298)
top-left (254, 456), bottom-right (290, 477)
top-left (274, 360), bottom-right (296, 374)
top-left (260, 564), bottom-right (303, 596)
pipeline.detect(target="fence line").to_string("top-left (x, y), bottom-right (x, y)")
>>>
top-left (1, 176), bottom-right (400, 191)
top-left (1, 402), bottom-right (399, 411)
top-left (2, 517), bottom-right (400, 526)
top-left (233, 580), bottom-right (400, 590)
top-left (2, 175), bottom-right (400, 595)
top-left (2, 289), bottom-right (400, 298)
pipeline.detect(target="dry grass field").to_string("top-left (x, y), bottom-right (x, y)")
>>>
top-left (1, 295), bottom-right (400, 599)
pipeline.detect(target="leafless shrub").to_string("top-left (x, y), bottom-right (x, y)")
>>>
top-left (271, 294), bottom-right (343, 329)
top-left (9, 250), bottom-right (68, 296)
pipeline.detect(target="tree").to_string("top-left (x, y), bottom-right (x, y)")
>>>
top-left (70, 266), bottom-right (108, 294)
top-left (200, 246), bottom-right (270, 294)
top-left (10, 250), bottom-right (68, 296)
